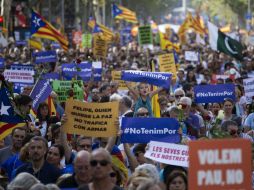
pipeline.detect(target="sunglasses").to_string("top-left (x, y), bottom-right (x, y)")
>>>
top-left (110, 172), bottom-right (117, 178)
top-left (137, 112), bottom-right (149, 117)
top-left (175, 94), bottom-right (184, 98)
top-left (90, 159), bottom-right (109, 167)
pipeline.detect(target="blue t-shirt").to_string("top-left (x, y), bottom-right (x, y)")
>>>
top-left (134, 96), bottom-right (153, 116)
top-left (1, 153), bottom-right (24, 180)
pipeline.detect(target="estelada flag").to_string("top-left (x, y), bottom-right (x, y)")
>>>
top-left (31, 10), bottom-right (68, 51)
top-left (0, 88), bottom-right (26, 140)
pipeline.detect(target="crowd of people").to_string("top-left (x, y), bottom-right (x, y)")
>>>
top-left (0, 25), bottom-right (254, 190)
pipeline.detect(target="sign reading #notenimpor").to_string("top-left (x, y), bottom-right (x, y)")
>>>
top-left (194, 84), bottom-right (235, 103)
top-left (121, 118), bottom-right (180, 143)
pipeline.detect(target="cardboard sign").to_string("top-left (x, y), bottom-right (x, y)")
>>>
top-left (52, 80), bottom-right (84, 102)
top-left (93, 35), bottom-right (107, 58)
top-left (82, 33), bottom-right (92, 48)
top-left (63, 99), bottom-right (119, 137)
top-left (243, 78), bottom-right (254, 97)
top-left (158, 53), bottom-right (177, 80)
top-left (185, 51), bottom-right (199, 62)
top-left (145, 141), bottom-right (188, 167)
top-left (188, 139), bottom-right (251, 190)
top-left (194, 84), bottom-right (235, 103)
top-left (138, 26), bottom-right (153, 45)
top-left (4, 70), bottom-right (34, 84)
top-left (111, 71), bottom-right (135, 90)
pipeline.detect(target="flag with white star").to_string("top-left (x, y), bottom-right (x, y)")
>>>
top-left (31, 10), bottom-right (68, 51)
top-left (112, 4), bottom-right (138, 23)
top-left (0, 88), bottom-right (25, 140)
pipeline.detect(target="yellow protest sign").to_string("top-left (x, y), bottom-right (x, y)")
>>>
top-left (111, 71), bottom-right (135, 90)
top-left (63, 99), bottom-right (119, 137)
top-left (158, 53), bottom-right (177, 80)
top-left (93, 34), bottom-right (108, 58)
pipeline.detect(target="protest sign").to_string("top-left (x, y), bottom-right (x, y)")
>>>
top-left (184, 51), bottom-right (199, 62)
top-left (10, 64), bottom-right (34, 71)
top-left (82, 33), bottom-right (92, 48)
top-left (243, 78), bottom-right (254, 97)
top-left (0, 58), bottom-right (4, 69)
top-left (121, 118), bottom-right (180, 143)
top-left (34, 50), bottom-right (57, 64)
top-left (121, 70), bottom-right (171, 88)
top-left (92, 61), bottom-right (102, 81)
top-left (52, 80), bottom-right (84, 102)
top-left (4, 70), bottom-right (34, 84)
top-left (13, 83), bottom-right (33, 94)
top-left (30, 79), bottom-right (52, 110)
top-left (158, 53), bottom-right (177, 80)
top-left (93, 35), bottom-right (108, 58)
top-left (188, 139), bottom-right (251, 190)
top-left (62, 63), bottom-right (92, 81)
top-left (145, 141), bottom-right (188, 167)
top-left (111, 71), bottom-right (133, 90)
top-left (138, 26), bottom-right (153, 45)
top-left (194, 84), bottom-right (235, 103)
top-left (63, 99), bottom-right (119, 137)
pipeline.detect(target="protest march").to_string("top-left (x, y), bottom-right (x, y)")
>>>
top-left (1, 0), bottom-right (254, 190)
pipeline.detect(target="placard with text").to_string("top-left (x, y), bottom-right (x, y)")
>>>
top-left (188, 139), bottom-right (251, 190)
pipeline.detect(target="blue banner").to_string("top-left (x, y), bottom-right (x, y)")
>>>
top-left (121, 118), bottom-right (180, 143)
top-left (194, 84), bottom-right (235, 103)
top-left (13, 83), bottom-right (33, 94)
top-left (0, 58), bottom-right (4, 69)
top-left (16, 41), bottom-right (27, 46)
top-left (10, 64), bottom-right (34, 71)
top-left (42, 72), bottom-right (60, 81)
top-left (62, 63), bottom-right (92, 81)
top-left (93, 68), bottom-right (102, 81)
top-left (51, 42), bottom-right (61, 49)
top-left (121, 70), bottom-right (171, 88)
top-left (34, 50), bottom-right (57, 63)
top-left (30, 79), bottom-right (52, 110)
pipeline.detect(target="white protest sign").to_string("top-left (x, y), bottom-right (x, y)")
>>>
top-left (243, 78), bottom-right (254, 97)
top-left (144, 141), bottom-right (188, 167)
top-left (184, 51), bottom-right (199, 62)
top-left (4, 69), bottom-right (34, 83)
top-left (92, 61), bottom-right (102, 69)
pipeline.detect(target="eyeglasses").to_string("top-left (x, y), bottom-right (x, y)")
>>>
top-left (110, 172), bottom-right (117, 178)
top-left (136, 112), bottom-right (149, 117)
top-left (90, 159), bottom-right (109, 167)
top-left (175, 94), bottom-right (184, 98)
